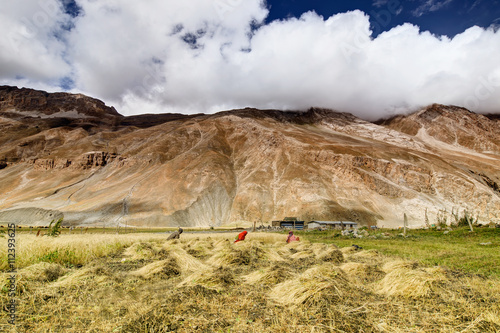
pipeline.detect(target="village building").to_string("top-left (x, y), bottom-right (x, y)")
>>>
top-left (307, 220), bottom-right (358, 230)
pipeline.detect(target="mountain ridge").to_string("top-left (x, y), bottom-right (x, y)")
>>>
top-left (0, 86), bottom-right (499, 228)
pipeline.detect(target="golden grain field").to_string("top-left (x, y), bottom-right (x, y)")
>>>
top-left (1, 232), bottom-right (499, 332)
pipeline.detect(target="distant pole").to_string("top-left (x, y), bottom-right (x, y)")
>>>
top-left (467, 210), bottom-right (474, 232)
top-left (253, 221), bottom-right (256, 232)
top-left (404, 213), bottom-right (408, 237)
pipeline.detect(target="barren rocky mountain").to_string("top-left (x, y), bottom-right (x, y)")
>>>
top-left (0, 86), bottom-right (499, 228)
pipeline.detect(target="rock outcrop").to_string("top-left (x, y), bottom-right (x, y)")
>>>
top-left (0, 86), bottom-right (499, 228)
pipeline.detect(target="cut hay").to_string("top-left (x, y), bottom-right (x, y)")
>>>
top-left (1, 263), bottom-right (66, 295)
top-left (269, 264), bottom-right (352, 307)
top-left (350, 249), bottom-right (383, 263)
top-left (123, 242), bottom-right (165, 260)
top-left (182, 239), bottom-right (214, 259)
top-left (376, 266), bottom-right (448, 298)
top-left (294, 241), bottom-right (312, 252)
top-left (207, 240), bottom-right (267, 267)
top-left (310, 243), bottom-right (329, 255)
top-left (277, 241), bottom-right (304, 257)
top-left (179, 266), bottom-right (239, 289)
top-left (382, 260), bottom-right (419, 273)
top-left (209, 238), bottom-right (233, 256)
top-left (340, 262), bottom-right (385, 283)
top-left (317, 247), bottom-right (344, 264)
top-left (17, 262), bottom-right (67, 282)
top-left (244, 264), bottom-right (295, 286)
top-left (50, 267), bottom-right (108, 289)
top-left (289, 249), bottom-right (315, 260)
top-left (166, 246), bottom-right (209, 274)
top-left (340, 245), bottom-right (360, 255)
top-left (265, 248), bottom-right (287, 262)
top-left (129, 258), bottom-right (180, 280)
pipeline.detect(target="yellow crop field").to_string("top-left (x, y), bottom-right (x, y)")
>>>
top-left (1, 231), bottom-right (499, 332)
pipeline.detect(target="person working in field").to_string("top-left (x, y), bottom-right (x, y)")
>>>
top-left (234, 230), bottom-right (248, 243)
top-left (286, 231), bottom-right (300, 243)
top-left (167, 227), bottom-right (183, 240)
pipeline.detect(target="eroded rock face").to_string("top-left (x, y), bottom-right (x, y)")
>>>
top-left (0, 85), bottom-right (121, 119)
top-left (0, 87), bottom-right (499, 227)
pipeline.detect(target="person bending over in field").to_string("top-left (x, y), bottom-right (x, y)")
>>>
top-left (286, 231), bottom-right (300, 243)
top-left (167, 227), bottom-right (183, 240)
top-left (234, 230), bottom-right (248, 243)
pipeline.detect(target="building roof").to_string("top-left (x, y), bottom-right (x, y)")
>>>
top-left (308, 221), bottom-right (357, 225)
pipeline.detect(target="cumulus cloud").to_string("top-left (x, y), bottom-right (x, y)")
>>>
top-left (0, 0), bottom-right (499, 120)
top-left (0, 0), bottom-right (71, 82)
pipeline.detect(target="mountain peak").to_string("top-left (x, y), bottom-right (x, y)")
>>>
top-left (0, 86), bottom-right (122, 120)
top-left (0, 88), bottom-right (499, 228)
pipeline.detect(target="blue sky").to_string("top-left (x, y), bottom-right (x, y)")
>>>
top-left (266, 0), bottom-right (500, 37)
top-left (0, 0), bottom-right (499, 119)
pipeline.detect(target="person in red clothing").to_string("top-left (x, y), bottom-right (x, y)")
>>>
top-left (234, 230), bottom-right (248, 243)
top-left (286, 231), bottom-right (300, 243)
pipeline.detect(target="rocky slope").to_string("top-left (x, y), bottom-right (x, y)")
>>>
top-left (0, 86), bottom-right (499, 228)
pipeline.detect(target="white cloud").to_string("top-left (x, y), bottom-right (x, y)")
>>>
top-left (0, 0), bottom-right (71, 82)
top-left (0, 0), bottom-right (499, 120)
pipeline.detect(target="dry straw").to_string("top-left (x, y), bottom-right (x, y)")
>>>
top-left (3, 232), bottom-right (500, 332)
top-left (269, 264), bottom-right (352, 307)
top-left (316, 247), bottom-right (344, 264)
top-left (382, 259), bottom-right (419, 273)
top-left (340, 262), bottom-right (385, 283)
top-left (179, 265), bottom-right (239, 290)
top-left (129, 257), bottom-right (180, 280)
top-left (163, 245), bottom-right (209, 274)
top-left (207, 239), bottom-right (267, 267)
top-left (123, 242), bottom-right (167, 260)
top-left (244, 263), bottom-right (295, 285)
top-left (350, 249), bottom-right (383, 263)
top-left (376, 266), bottom-right (448, 298)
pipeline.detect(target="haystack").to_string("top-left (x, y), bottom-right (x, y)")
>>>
top-left (340, 245), bottom-right (360, 255)
top-left (269, 264), bottom-right (352, 307)
top-left (310, 243), bottom-right (328, 256)
top-left (294, 241), bottom-right (312, 252)
top-left (17, 262), bottom-right (67, 282)
top-left (376, 266), bottom-right (447, 298)
top-left (317, 247), bottom-right (344, 264)
top-left (179, 265), bottom-right (239, 290)
top-left (166, 246), bottom-right (209, 274)
top-left (381, 260), bottom-right (419, 273)
top-left (340, 262), bottom-right (385, 283)
top-left (129, 257), bottom-right (180, 280)
top-left (208, 240), bottom-right (266, 267)
top-left (50, 267), bottom-right (108, 289)
top-left (1, 263), bottom-right (66, 295)
top-left (265, 247), bottom-right (287, 262)
top-left (277, 241), bottom-right (305, 257)
top-left (350, 249), bottom-right (383, 263)
top-left (124, 242), bottom-right (165, 260)
top-left (289, 249), bottom-right (315, 260)
top-left (182, 239), bottom-right (213, 259)
top-left (244, 263), bottom-right (295, 286)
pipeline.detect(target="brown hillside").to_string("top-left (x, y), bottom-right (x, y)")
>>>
top-left (0, 87), bottom-right (499, 227)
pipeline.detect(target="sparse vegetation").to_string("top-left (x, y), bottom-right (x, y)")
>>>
top-left (0, 231), bottom-right (498, 332)
top-left (46, 218), bottom-right (63, 237)
top-left (449, 208), bottom-right (479, 231)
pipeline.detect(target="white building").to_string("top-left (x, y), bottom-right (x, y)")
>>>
top-left (307, 221), bottom-right (358, 230)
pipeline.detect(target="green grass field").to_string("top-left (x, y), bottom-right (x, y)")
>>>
top-left (300, 227), bottom-right (500, 278)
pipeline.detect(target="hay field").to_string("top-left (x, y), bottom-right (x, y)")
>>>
top-left (1, 232), bottom-right (499, 332)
